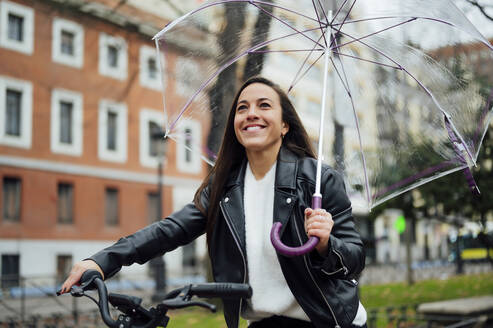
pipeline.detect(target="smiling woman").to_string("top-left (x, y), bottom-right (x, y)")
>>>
top-left (60, 77), bottom-right (367, 328)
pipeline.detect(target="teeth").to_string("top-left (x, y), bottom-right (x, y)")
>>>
top-left (246, 126), bottom-right (262, 131)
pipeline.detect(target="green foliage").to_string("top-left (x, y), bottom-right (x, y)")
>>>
top-left (165, 273), bottom-right (493, 327)
top-left (360, 273), bottom-right (493, 309)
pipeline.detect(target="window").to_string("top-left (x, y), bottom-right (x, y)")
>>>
top-left (107, 45), bottom-right (118, 68)
top-left (0, 1), bottom-right (34, 54)
top-left (184, 128), bottom-right (192, 163)
top-left (182, 241), bottom-right (197, 275)
top-left (2, 177), bottom-right (21, 222)
top-left (1, 254), bottom-right (19, 288)
top-left (139, 109), bottom-right (165, 167)
top-left (147, 192), bottom-right (159, 223)
top-left (149, 122), bottom-right (161, 157)
top-left (6, 89), bottom-right (21, 136)
top-left (8, 13), bottom-right (23, 41)
top-left (107, 111), bottom-right (117, 150)
top-left (99, 33), bottom-right (127, 80)
top-left (175, 58), bottom-right (200, 96)
top-left (60, 101), bottom-right (73, 144)
top-left (50, 88), bottom-right (83, 156)
top-left (139, 46), bottom-right (164, 91)
top-left (176, 119), bottom-right (201, 173)
top-left (61, 31), bottom-right (74, 55)
top-left (57, 183), bottom-right (73, 224)
top-left (56, 255), bottom-right (72, 285)
top-left (105, 188), bottom-right (119, 226)
top-left (0, 76), bottom-right (32, 148)
top-left (52, 18), bottom-right (84, 68)
top-left (98, 100), bottom-right (127, 163)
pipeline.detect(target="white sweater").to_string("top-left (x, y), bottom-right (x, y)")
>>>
top-left (242, 162), bottom-right (367, 326)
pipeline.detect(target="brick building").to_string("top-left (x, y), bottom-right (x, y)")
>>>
top-left (0, 0), bottom-right (211, 287)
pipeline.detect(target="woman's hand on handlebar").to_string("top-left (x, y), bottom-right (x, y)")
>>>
top-left (59, 260), bottom-right (105, 294)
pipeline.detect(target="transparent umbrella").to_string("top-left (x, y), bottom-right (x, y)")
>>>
top-left (153, 0), bottom-right (493, 256)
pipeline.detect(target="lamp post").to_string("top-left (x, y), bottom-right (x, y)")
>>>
top-left (150, 129), bottom-right (167, 301)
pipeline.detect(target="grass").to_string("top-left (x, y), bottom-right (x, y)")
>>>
top-left (165, 273), bottom-right (493, 328)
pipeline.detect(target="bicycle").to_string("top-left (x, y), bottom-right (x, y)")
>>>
top-left (56, 270), bottom-right (252, 328)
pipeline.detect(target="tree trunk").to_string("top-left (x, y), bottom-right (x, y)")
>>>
top-left (243, 0), bottom-right (273, 80)
top-left (206, 3), bottom-right (247, 157)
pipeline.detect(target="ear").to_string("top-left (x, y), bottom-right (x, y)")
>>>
top-left (282, 121), bottom-right (289, 135)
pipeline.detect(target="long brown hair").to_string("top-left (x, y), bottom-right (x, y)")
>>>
top-left (193, 76), bottom-right (315, 248)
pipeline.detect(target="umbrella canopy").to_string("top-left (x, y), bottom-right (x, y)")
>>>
top-left (153, 0), bottom-right (493, 227)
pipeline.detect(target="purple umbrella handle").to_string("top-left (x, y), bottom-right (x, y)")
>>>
top-left (270, 195), bottom-right (322, 257)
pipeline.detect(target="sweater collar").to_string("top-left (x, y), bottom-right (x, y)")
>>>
top-left (226, 145), bottom-right (298, 189)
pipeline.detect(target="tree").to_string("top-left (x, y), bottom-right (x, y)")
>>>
top-left (461, 0), bottom-right (493, 21)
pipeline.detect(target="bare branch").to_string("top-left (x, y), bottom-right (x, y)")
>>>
top-left (464, 0), bottom-right (493, 22)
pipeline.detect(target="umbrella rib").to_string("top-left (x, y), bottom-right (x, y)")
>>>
top-left (252, 0), bottom-right (322, 25)
top-left (372, 162), bottom-right (463, 206)
top-left (315, 0), bottom-right (330, 27)
top-left (332, 51), bottom-right (400, 70)
top-left (329, 0), bottom-right (357, 50)
top-left (250, 48), bottom-right (324, 53)
top-left (289, 52), bottom-right (325, 93)
top-left (331, 17), bottom-right (417, 53)
top-left (330, 0), bottom-right (349, 26)
top-left (168, 134), bottom-right (215, 166)
top-left (332, 16), bottom-right (454, 28)
top-left (251, 2), bottom-right (324, 47)
top-left (311, 0), bottom-right (329, 46)
top-left (287, 32), bottom-right (326, 92)
top-left (168, 29), bottom-right (317, 132)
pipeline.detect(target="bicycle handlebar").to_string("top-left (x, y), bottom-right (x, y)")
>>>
top-left (188, 282), bottom-right (252, 299)
top-left (60, 269), bottom-right (252, 328)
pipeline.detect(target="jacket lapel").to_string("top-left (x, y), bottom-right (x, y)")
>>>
top-left (222, 161), bottom-right (247, 252)
top-left (273, 147), bottom-right (298, 236)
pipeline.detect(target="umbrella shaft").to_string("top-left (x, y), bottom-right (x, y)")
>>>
top-left (315, 10), bottom-right (333, 198)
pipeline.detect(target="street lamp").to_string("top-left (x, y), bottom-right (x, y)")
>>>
top-left (150, 129), bottom-right (167, 301)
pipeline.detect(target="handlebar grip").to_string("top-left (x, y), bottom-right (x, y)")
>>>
top-left (189, 283), bottom-right (252, 299)
top-left (77, 270), bottom-right (118, 328)
top-left (80, 270), bottom-right (103, 286)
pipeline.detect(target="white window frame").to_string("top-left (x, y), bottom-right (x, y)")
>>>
top-left (139, 46), bottom-right (163, 91)
top-left (0, 75), bottom-right (32, 148)
top-left (175, 58), bottom-right (200, 97)
top-left (139, 109), bottom-right (165, 168)
top-left (52, 17), bottom-right (84, 68)
top-left (50, 88), bottom-right (83, 156)
top-left (0, 0), bottom-right (34, 55)
top-left (176, 119), bottom-right (201, 174)
top-left (98, 99), bottom-right (127, 163)
top-left (98, 33), bottom-right (127, 80)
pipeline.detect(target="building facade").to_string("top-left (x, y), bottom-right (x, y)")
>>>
top-left (0, 0), bottom-right (209, 288)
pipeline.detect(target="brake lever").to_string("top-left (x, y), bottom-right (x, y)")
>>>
top-left (189, 301), bottom-right (217, 313)
top-left (161, 298), bottom-right (216, 312)
top-left (70, 285), bottom-right (85, 297)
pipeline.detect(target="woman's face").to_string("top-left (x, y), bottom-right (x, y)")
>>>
top-left (233, 83), bottom-right (289, 153)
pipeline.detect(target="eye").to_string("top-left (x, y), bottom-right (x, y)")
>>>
top-left (260, 102), bottom-right (271, 108)
top-left (237, 104), bottom-right (248, 112)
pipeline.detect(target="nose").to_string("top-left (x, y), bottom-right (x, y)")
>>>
top-left (246, 105), bottom-right (259, 119)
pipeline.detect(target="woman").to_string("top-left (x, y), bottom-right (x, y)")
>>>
top-left (60, 77), bottom-right (367, 328)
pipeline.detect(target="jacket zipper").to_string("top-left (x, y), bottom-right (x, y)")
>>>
top-left (321, 249), bottom-right (348, 276)
top-left (293, 214), bottom-right (341, 328)
top-left (321, 206), bottom-right (351, 277)
top-left (220, 201), bottom-right (247, 328)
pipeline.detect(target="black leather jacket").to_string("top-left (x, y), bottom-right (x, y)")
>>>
top-left (90, 147), bottom-right (365, 328)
